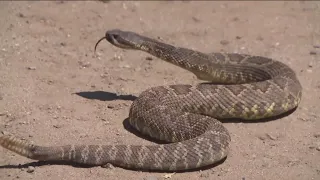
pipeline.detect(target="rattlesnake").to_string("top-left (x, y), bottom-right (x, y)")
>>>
top-left (0, 29), bottom-right (302, 171)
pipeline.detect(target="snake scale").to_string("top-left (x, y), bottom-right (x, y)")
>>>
top-left (0, 29), bottom-right (302, 171)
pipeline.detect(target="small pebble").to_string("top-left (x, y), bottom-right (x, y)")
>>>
top-left (119, 64), bottom-right (130, 68)
top-left (316, 147), bottom-right (320, 151)
top-left (53, 124), bottom-right (62, 129)
top-left (27, 166), bottom-right (35, 173)
top-left (107, 105), bottom-right (115, 109)
top-left (200, 172), bottom-right (210, 178)
top-left (314, 133), bottom-right (320, 138)
top-left (308, 62), bottom-right (313, 68)
top-left (27, 66), bottom-right (36, 70)
top-left (101, 163), bottom-right (114, 169)
top-left (146, 56), bottom-right (153, 61)
top-left (163, 172), bottom-right (176, 179)
top-left (101, 118), bottom-right (108, 122)
top-left (266, 133), bottom-right (277, 140)
top-left (258, 134), bottom-right (266, 141)
top-left (310, 51), bottom-right (317, 55)
top-left (78, 61), bottom-right (91, 68)
top-left (192, 16), bottom-right (201, 23)
top-left (220, 40), bottom-right (229, 45)
top-left (17, 13), bottom-right (25, 18)
top-left (236, 36), bottom-right (242, 40)
top-left (313, 45), bottom-right (320, 48)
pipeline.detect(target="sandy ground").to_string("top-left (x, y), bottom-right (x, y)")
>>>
top-left (0, 1), bottom-right (319, 180)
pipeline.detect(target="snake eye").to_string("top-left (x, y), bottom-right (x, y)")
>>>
top-left (112, 34), bottom-right (120, 41)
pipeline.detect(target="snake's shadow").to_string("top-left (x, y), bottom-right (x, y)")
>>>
top-left (74, 91), bottom-right (137, 101)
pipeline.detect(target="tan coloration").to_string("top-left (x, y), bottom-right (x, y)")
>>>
top-left (0, 30), bottom-right (302, 171)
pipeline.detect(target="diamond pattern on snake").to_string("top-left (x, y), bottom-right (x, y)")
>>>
top-left (0, 29), bottom-right (302, 171)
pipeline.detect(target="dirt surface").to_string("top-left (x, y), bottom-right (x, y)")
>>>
top-left (0, 1), bottom-right (319, 180)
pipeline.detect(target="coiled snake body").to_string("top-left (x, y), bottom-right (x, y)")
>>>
top-left (0, 30), bottom-right (302, 171)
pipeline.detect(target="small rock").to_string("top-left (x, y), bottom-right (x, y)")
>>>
top-left (101, 163), bottom-right (114, 169)
top-left (163, 172), bottom-right (176, 179)
top-left (60, 42), bottom-right (66, 46)
top-left (258, 135), bottom-right (266, 141)
top-left (53, 124), bottom-right (62, 129)
top-left (101, 118), bottom-right (108, 122)
top-left (107, 105), bottom-right (115, 109)
top-left (146, 56), bottom-right (153, 61)
top-left (27, 66), bottom-right (36, 70)
top-left (157, 36), bottom-right (163, 40)
top-left (266, 133), bottom-right (277, 140)
top-left (192, 16), bottom-right (201, 23)
top-left (316, 147), bottom-right (320, 151)
top-left (314, 133), bottom-right (320, 138)
top-left (310, 51), bottom-right (317, 55)
top-left (17, 13), bottom-right (25, 18)
top-left (27, 166), bottom-right (35, 173)
top-left (220, 40), bottom-right (229, 46)
top-left (119, 64), bottom-right (130, 68)
top-left (308, 62), bottom-right (313, 68)
top-left (78, 61), bottom-right (91, 68)
top-left (112, 54), bottom-right (122, 60)
top-left (309, 146), bottom-right (315, 150)
top-left (200, 172), bottom-right (210, 178)
top-left (144, 176), bottom-right (158, 180)
top-left (235, 36), bottom-right (242, 40)
top-left (313, 45), bottom-right (320, 48)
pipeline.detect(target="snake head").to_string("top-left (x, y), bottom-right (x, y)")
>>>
top-left (94, 29), bottom-right (144, 52)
